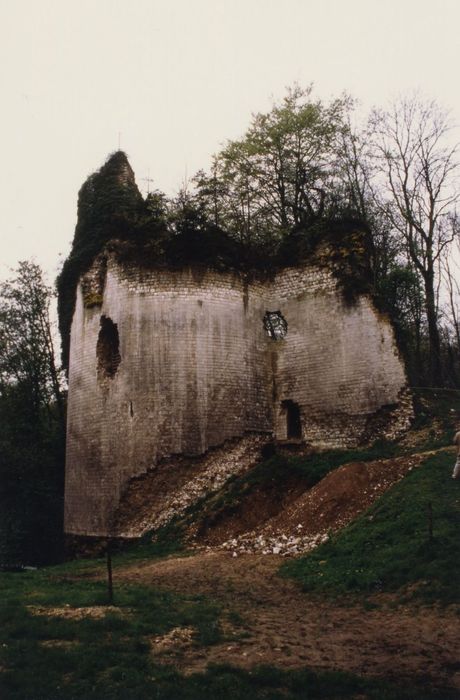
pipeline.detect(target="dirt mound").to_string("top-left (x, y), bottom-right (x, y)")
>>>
top-left (193, 473), bottom-right (310, 545)
top-left (265, 453), bottom-right (425, 536)
top-left (193, 453), bottom-right (427, 555)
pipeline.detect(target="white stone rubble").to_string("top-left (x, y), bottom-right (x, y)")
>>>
top-left (129, 435), bottom-right (268, 537)
top-left (219, 531), bottom-right (329, 557)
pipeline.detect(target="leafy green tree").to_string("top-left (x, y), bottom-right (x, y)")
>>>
top-left (0, 261), bottom-right (64, 418)
top-left (195, 85), bottom-right (353, 248)
top-left (0, 262), bottom-right (65, 569)
top-left (334, 118), bottom-right (405, 291)
top-left (377, 264), bottom-right (425, 383)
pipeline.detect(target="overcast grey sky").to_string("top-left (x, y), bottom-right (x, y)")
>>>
top-left (1, 0), bottom-right (459, 280)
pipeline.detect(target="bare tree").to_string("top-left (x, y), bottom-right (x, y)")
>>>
top-left (370, 95), bottom-right (459, 385)
top-left (335, 118), bottom-right (405, 288)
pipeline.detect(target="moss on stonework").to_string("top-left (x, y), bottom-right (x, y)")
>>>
top-left (83, 293), bottom-right (104, 308)
top-left (57, 151), bottom-right (145, 369)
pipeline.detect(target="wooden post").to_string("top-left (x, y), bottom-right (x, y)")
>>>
top-left (427, 502), bottom-right (433, 541)
top-left (106, 538), bottom-right (114, 604)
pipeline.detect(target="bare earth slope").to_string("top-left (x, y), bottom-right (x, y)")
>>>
top-left (193, 452), bottom-right (432, 555)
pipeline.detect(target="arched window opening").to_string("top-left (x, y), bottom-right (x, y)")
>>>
top-left (97, 315), bottom-right (121, 379)
top-left (282, 400), bottom-right (302, 439)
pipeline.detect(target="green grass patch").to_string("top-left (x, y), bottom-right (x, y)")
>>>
top-left (111, 521), bottom-right (186, 566)
top-left (182, 665), bottom-right (455, 699)
top-left (282, 451), bottom-right (460, 604)
top-left (411, 388), bottom-right (460, 449)
top-left (52, 521), bottom-right (186, 578)
top-left (0, 560), bottom-right (222, 700)
top-left (282, 440), bottom-right (399, 483)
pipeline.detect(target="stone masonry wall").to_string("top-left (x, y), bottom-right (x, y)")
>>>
top-left (64, 257), bottom-right (411, 536)
top-left (268, 267), bottom-right (411, 446)
top-left (64, 263), bottom-right (272, 536)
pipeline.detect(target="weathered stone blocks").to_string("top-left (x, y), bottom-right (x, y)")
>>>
top-left (64, 257), bottom-right (412, 536)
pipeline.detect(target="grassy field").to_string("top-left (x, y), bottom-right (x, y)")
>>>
top-left (0, 563), bottom-right (453, 699)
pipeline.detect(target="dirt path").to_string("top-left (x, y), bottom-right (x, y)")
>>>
top-left (117, 551), bottom-right (460, 691)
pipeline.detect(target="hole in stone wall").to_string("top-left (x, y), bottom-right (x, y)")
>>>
top-left (261, 442), bottom-right (277, 460)
top-left (264, 311), bottom-right (288, 340)
top-left (97, 315), bottom-right (121, 379)
top-left (129, 401), bottom-right (134, 417)
top-left (282, 400), bottom-right (302, 439)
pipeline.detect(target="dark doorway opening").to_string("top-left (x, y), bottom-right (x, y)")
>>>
top-left (282, 400), bottom-right (302, 439)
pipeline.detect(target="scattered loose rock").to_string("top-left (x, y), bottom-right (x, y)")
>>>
top-left (115, 435), bottom-right (268, 537)
top-left (27, 605), bottom-right (128, 620)
top-left (205, 453), bottom-right (427, 556)
top-left (149, 627), bottom-right (196, 656)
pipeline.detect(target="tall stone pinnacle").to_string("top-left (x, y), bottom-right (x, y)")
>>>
top-left (103, 150), bottom-right (137, 188)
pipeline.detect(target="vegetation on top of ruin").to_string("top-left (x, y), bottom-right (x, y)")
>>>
top-left (56, 150), bottom-right (146, 367)
top-left (57, 86), bottom-right (460, 386)
top-left (56, 150), bottom-right (372, 370)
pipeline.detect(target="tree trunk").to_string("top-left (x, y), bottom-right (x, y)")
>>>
top-left (424, 273), bottom-right (443, 386)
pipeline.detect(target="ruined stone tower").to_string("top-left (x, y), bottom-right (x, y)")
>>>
top-left (62, 154), bottom-right (412, 538)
